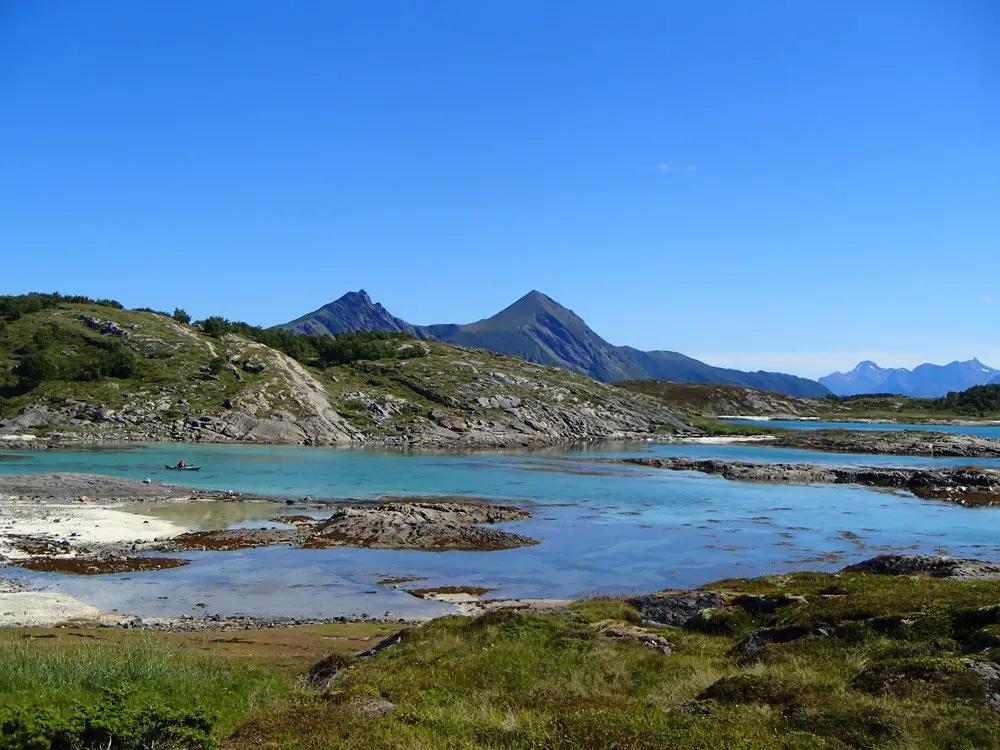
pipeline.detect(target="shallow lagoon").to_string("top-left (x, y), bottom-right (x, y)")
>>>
top-left (4, 442), bottom-right (1000, 620)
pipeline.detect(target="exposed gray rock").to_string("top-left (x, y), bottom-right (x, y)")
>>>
top-left (767, 429), bottom-right (1000, 458)
top-left (166, 502), bottom-right (537, 553)
top-left (842, 555), bottom-right (1000, 581)
top-left (733, 625), bottom-right (833, 661)
top-left (961, 659), bottom-right (1000, 713)
top-left (588, 620), bottom-right (672, 654)
top-left (79, 314), bottom-right (125, 336)
top-left (306, 502), bottom-right (537, 551)
top-left (629, 591), bottom-right (727, 627)
top-left (620, 457), bottom-right (1000, 506)
top-left (732, 593), bottom-right (808, 615)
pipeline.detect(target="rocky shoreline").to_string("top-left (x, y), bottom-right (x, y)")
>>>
top-left (620, 456), bottom-right (1000, 505)
top-left (164, 502), bottom-right (538, 553)
top-left (759, 428), bottom-right (1000, 458)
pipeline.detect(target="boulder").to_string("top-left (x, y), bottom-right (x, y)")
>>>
top-left (843, 555), bottom-right (1000, 581)
top-left (628, 591), bottom-right (727, 627)
top-left (588, 620), bottom-right (672, 654)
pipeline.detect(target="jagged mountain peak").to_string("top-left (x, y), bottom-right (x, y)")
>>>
top-left (853, 360), bottom-right (881, 371)
top-left (281, 289), bottom-right (414, 337)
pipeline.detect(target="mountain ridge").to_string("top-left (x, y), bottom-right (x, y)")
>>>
top-left (820, 358), bottom-right (1000, 398)
top-left (280, 290), bottom-right (831, 397)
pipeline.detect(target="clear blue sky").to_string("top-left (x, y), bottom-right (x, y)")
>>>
top-left (2, 1), bottom-right (997, 378)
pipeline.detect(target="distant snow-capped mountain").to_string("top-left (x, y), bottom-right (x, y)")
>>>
top-left (820, 359), bottom-right (1000, 397)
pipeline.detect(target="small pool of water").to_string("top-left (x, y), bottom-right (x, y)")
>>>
top-left (123, 500), bottom-right (327, 532)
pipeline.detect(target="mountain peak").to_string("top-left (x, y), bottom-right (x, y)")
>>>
top-left (281, 289), bottom-right (413, 336)
top-left (510, 290), bottom-right (559, 310)
top-left (852, 360), bottom-right (881, 371)
top-left (339, 289), bottom-right (373, 306)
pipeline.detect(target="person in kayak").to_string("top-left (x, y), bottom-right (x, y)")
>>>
top-left (176, 459), bottom-right (186, 469)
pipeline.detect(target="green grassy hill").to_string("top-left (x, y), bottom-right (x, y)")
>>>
top-left (0, 294), bottom-right (689, 446)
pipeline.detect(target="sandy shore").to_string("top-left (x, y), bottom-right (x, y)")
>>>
top-left (0, 473), bottom-right (200, 562)
top-left (675, 435), bottom-right (777, 444)
top-left (0, 473), bottom-right (205, 626)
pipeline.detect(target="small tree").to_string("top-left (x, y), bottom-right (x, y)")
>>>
top-left (172, 308), bottom-right (192, 325)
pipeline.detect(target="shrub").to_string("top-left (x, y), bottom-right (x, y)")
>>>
top-left (697, 673), bottom-right (806, 711)
top-left (853, 657), bottom-right (985, 701)
top-left (208, 357), bottom-right (227, 376)
top-left (14, 352), bottom-right (57, 389)
top-left (31, 327), bottom-right (55, 351)
top-left (0, 293), bottom-right (122, 322)
top-left (0, 688), bottom-right (217, 750)
top-left (199, 317), bottom-right (231, 338)
top-left (173, 308), bottom-right (192, 325)
top-left (97, 346), bottom-right (139, 379)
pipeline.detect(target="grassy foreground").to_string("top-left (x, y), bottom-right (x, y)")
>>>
top-left (6, 572), bottom-right (1000, 748)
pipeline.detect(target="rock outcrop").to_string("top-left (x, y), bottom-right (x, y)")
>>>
top-left (166, 501), bottom-right (538, 553)
top-left (842, 554), bottom-right (1000, 580)
top-left (620, 457), bottom-right (1000, 506)
top-left (765, 429), bottom-right (1000, 458)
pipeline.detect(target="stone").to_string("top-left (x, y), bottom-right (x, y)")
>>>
top-left (732, 593), bottom-right (808, 615)
top-left (733, 625), bottom-right (832, 661)
top-left (628, 591), bottom-right (727, 627)
top-left (843, 555), bottom-right (1000, 581)
top-left (588, 620), bottom-right (672, 654)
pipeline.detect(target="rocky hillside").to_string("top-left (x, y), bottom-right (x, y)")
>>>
top-left (617, 380), bottom-right (839, 418)
top-left (0, 297), bottom-right (690, 447)
top-left (280, 290), bottom-right (831, 397)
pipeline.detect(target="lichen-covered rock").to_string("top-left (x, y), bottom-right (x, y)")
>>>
top-left (843, 555), bottom-right (1000, 581)
top-left (587, 620), bottom-right (672, 654)
top-left (628, 591), bottom-right (727, 627)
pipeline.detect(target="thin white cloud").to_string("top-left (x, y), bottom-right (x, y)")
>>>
top-left (984, 295), bottom-right (994, 305)
top-left (642, 163), bottom-right (697, 173)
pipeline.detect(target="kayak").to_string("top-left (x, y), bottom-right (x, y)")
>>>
top-left (164, 465), bottom-right (201, 471)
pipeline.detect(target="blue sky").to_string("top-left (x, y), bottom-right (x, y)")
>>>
top-left (2, 1), bottom-right (997, 378)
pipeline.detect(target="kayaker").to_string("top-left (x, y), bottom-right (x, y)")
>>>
top-left (176, 459), bottom-right (186, 469)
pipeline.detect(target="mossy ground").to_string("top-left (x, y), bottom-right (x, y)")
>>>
top-left (6, 572), bottom-right (1000, 748)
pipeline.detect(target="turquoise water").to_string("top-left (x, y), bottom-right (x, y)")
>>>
top-left (722, 418), bottom-right (1000, 439)
top-left (4, 443), bottom-right (1000, 620)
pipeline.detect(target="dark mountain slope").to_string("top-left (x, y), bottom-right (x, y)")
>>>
top-left (279, 290), bottom-right (830, 397)
top-left (283, 290), bottom-right (416, 337)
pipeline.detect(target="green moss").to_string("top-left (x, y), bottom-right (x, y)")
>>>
top-left (853, 657), bottom-right (985, 701)
top-left (787, 703), bottom-right (904, 749)
top-left (698, 673), bottom-right (807, 710)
